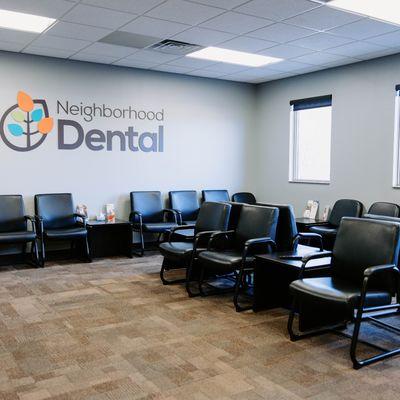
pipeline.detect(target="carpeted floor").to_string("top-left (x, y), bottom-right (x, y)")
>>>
top-left (1, 255), bottom-right (400, 400)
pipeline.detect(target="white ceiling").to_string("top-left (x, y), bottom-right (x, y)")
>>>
top-left (1, 0), bottom-right (400, 84)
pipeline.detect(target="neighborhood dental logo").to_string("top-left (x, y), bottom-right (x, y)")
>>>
top-left (0, 91), bottom-right (164, 153)
top-left (0, 91), bottom-right (53, 152)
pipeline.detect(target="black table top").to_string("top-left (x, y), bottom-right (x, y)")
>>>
top-left (87, 218), bottom-right (131, 226)
top-left (256, 245), bottom-right (331, 270)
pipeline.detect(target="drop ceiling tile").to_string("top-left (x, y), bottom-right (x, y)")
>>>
top-left (187, 69), bottom-right (226, 78)
top-left (294, 51), bottom-right (351, 65)
top-left (289, 32), bottom-right (354, 50)
top-left (356, 47), bottom-right (400, 61)
top-left (23, 45), bottom-right (76, 58)
top-left (151, 64), bottom-right (194, 74)
top-left (125, 49), bottom-right (180, 63)
top-left (328, 41), bottom-right (387, 57)
top-left (323, 57), bottom-right (360, 68)
top-left (167, 56), bottom-right (216, 68)
top-left (190, 0), bottom-right (249, 9)
top-left (62, 4), bottom-right (136, 30)
top-left (172, 27), bottom-right (235, 46)
top-left (70, 52), bottom-right (120, 64)
top-left (82, 0), bottom-right (165, 14)
top-left (285, 6), bottom-right (363, 31)
top-left (248, 23), bottom-right (316, 43)
top-left (328, 18), bottom-right (399, 40)
top-left (266, 59), bottom-right (313, 72)
top-left (200, 11), bottom-right (273, 35)
top-left (120, 16), bottom-right (190, 38)
top-left (146, 0), bottom-right (224, 25)
top-left (0, 28), bottom-right (38, 45)
top-left (47, 21), bottom-right (112, 42)
top-left (0, 41), bottom-right (25, 52)
top-left (0, 0), bottom-right (76, 18)
top-left (29, 34), bottom-right (91, 52)
top-left (235, 0), bottom-right (320, 21)
top-left (204, 63), bottom-right (250, 74)
top-left (367, 30), bottom-right (400, 48)
top-left (258, 44), bottom-right (314, 59)
top-left (219, 36), bottom-right (277, 52)
top-left (80, 42), bottom-right (138, 57)
top-left (113, 59), bottom-right (159, 69)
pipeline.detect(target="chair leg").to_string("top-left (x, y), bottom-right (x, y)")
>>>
top-left (84, 236), bottom-right (92, 263)
top-left (186, 258), bottom-right (200, 297)
top-left (198, 266), bottom-right (206, 297)
top-left (33, 239), bottom-right (40, 268)
top-left (40, 237), bottom-right (46, 267)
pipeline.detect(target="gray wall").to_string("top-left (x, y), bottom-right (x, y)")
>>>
top-left (0, 52), bottom-right (256, 218)
top-left (252, 54), bottom-right (400, 217)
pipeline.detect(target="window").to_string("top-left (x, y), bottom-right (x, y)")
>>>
top-left (393, 86), bottom-right (400, 187)
top-left (289, 95), bottom-right (332, 184)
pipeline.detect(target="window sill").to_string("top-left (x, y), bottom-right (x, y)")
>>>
top-left (289, 180), bottom-right (330, 185)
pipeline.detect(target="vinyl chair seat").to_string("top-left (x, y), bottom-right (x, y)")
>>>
top-left (160, 242), bottom-right (206, 261)
top-left (183, 220), bottom-right (196, 225)
top-left (44, 227), bottom-right (87, 240)
top-left (199, 250), bottom-right (255, 270)
top-left (138, 222), bottom-right (177, 233)
top-left (290, 277), bottom-right (391, 308)
top-left (309, 225), bottom-right (338, 237)
top-left (0, 230), bottom-right (36, 244)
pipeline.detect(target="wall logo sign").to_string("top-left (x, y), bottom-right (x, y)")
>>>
top-left (0, 91), bottom-right (165, 153)
top-left (0, 91), bottom-right (53, 152)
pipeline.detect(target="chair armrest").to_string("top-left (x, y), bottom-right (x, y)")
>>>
top-left (34, 215), bottom-right (44, 235)
top-left (24, 215), bottom-right (37, 232)
top-left (298, 250), bottom-right (333, 278)
top-left (193, 230), bottom-right (221, 253)
top-left (173, 210), bottom-right (183, 225)
top-left (207, 230), bottom-right (235, 250)
top-left (163, 209), bottom-right (178, 224)
top-left (293, 232), bottom-right (323, 251)
top-left (168, 224), bottom-right (196, 241)
top-left (74, 213), bottom-right (87, 227)
top-left (243, 237), bottom-right (276, 257)
top-left (129, 211), bottom-right (143, 224)
top-left (364, 264), bottom-right (399, 277)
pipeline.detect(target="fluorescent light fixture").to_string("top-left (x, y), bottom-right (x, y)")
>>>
top-left (327, 0), bottom-right (400, 26)
top-left (187, 46), bottom-right (282, 67)
top-left (0, 9), bottom-right (56, 33)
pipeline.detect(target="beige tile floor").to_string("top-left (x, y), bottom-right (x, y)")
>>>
top-left (0, 255), bottom-right (400, 400)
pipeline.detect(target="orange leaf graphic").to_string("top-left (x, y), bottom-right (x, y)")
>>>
top-left (38, 117), bottom-right (53, 134)
top-left (17, 91), bottom-right (34, 112)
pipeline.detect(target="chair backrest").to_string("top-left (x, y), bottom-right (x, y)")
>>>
top-left (0, 195), bottom-right (27, 233)
top-left (332, 218), bottom-right (400, 290)
top-left (368, 202), bottom-right (400, 218)
top-left (234, 205), bottom-right (279, 250)
top-left (328, 199), bottom-right (363, 227)
top-left (169, 190), bottom-right (199, 221)
top-left (35, 193), bottom-right (76, 229)
top-left (195, 202), bottom-right (231, 233)
top-left (202, 190), bottom-right (230, 203)
top-left (222, 201), bottom-right (243, 230)
top-left (232, 192), bottom-right (256, 205)
top-left (130, 191), bottom-right (163, 223)
top-left (258, 203), bottom-right (297, 252)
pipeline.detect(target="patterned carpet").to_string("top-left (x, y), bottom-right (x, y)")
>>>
top-left (0, 255), bottom-right (400, 400)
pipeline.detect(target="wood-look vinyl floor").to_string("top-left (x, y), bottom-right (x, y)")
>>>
top-left (0, 254), bottom-right (400, 400)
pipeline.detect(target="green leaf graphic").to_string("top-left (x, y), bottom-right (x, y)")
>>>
top-left (11, 110), bottom-right (24, 122)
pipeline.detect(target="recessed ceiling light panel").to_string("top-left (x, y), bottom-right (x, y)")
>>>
top-left (0, 9), bottom-right (56, 33)
top-left (327, 0), bottom-right (400, 26)
top-left (187, 46), bottom-right (282, 67)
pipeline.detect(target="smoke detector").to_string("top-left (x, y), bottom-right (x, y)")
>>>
top-left (149, 39), bottom-right (203, 56)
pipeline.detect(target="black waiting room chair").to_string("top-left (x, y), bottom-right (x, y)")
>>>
top-left (288, 217), bottom-right (400, 369)
top-left (197, 204), bottom-right (279, 311)
top-left (308, 199), bottom-right (363, 249)
top-left (130, 191), bottom-right (178, 256)
top-left (367, 202), bottom-right (400, 217)
top-left (35, 193), bottom-right (90, 267)
top-left (159, 201), bottom-right (231, 287)
top-left (232, 192), bottom-right (256, 205)
top-left (202, 190), bottom-right (230, 203)
top-left (169, 190), bottom-right (200, 225)
top-left (0, 195), bottom-right (39, 267)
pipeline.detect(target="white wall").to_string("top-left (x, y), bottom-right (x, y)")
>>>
top-left (0, 52), bottom-right (256, 219)
top-left (252, 54), bottom-right (400, 217)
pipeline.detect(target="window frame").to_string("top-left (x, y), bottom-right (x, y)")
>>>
top-left (288, 95), bottom-right (332, 185)
top-left (393, 87), bottom-right (400, 188)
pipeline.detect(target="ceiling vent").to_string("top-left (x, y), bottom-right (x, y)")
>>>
top-left (149, 40), bottom-right (203, 56)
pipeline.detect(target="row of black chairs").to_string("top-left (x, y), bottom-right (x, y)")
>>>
top-left (0, 193), bottom-right (90, 267)
top-left (158, 201), bottom-right (400, 370)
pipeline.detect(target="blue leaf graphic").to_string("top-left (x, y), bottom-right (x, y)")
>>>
top-left (31, 108), bottom-right (43, 122)
top-left (8, 124), bottom-right (24, 136)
